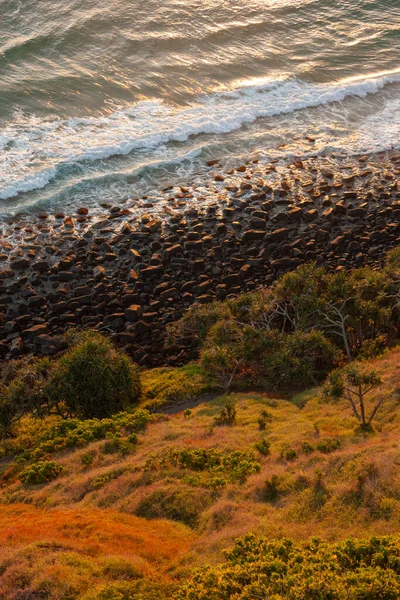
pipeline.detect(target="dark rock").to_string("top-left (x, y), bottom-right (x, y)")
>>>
top-left (242, 230), bottom-right (265, 242)
top-left (10, 336), bottom-right (23, 357)
top-left (141, 265), bottom-right (164, 280)
top-left (265, 228), bottom-right (289, 243)
top-left (348, 208), bottom-right (367, 219)
top-left (24, 324), bottom-right (49, 339)
top-left (10, 258), bottom-right (30, 270)
top-left (36, 334), bottom-right (68, 355)
top-left (28, 295), bottom-right (47, 309)
top-left (125, 304), bottom-right (143, 321)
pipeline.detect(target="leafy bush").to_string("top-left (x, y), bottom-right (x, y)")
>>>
top-left (20, 460), bottom-right (64, 485)
top-left (254, 438), bottom-right (270, 456)
top-left (166, 301), bottom-right (231, 348)
top-left (280, 448), bottom-right (298, 462)
top-left (175, 534), bottom-right (400, 599)
top-left (262, 473), bottom-right (306, 503)
top-left (0, 334), bottom-right (142, 433)
top-left (258, 410), bottom-right (272, 431)
top-left (47, 332), bottom-right (141, 419)
top-left (202, 325), bottom-right (339, 391)
top-left (13, 409), bottom-right (151, 462)
top-left (144, 447), bottom-right (260, 485)
top-left (315, 438), bottom-right (341, 454)
top-left (301, 441), bottom-right (315, 454)
top-left (214, 400), bottom-right (237, 426)
top-left (0, 357), bottom-right (53, 433)
top-left (167, 255), bottom-right (400, 390)
top-left (323, 366), bottom-right (383, 430)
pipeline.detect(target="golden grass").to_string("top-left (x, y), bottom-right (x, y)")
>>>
top-left (0, 348), bottom-right (399, 593)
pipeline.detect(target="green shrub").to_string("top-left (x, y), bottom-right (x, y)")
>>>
top-left (280, 448), bottom-right (298, 462)
top-left (263, 475), bottom-right (280, 503)
top-left (315, 438), bottom-right (341, 454)
top-left (254, 438), bottom-right (270, 456)
top-left (0, 334), bottom-right (142, 433)
top-left (46, 332), bottom-right (141, 419)
top-left (144, 447), bottom-right (260, 485)
top-left (14, 409), bottom-right (151, 462)
top-left (0, 357), bottom-right (53, 433)
top-left (309, 470), bottom-right (329, 510)
top-left (168, 257), bottom-right (400, 391)
top-left (214, 400), bottom-right (237, 426)
top-left (141, 364), bottom-right (213, 409)
top-left (20, 460), bottom-right (64, 485)
top-left (175, 534), bottom-right (400, 599)
top-left (166, 301), bottom-right (231, 349)
top-left (257, 410), bottom-right (272, 431)
top-left (103, 432), bottom-right (137, 456)
top-left (81, 451), bottom-right (95, 467)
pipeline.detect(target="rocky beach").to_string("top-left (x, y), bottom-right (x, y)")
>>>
top-left (0, 150), bottom-right (399, 367)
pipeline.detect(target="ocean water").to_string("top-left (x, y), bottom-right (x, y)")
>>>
top-left (0, 0), bottom-right (399, 216)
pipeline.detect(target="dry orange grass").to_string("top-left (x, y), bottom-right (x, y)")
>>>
top-left (0, 504), bottom-right (193, 598)
top-left (0, 504), bottom-right (192, 575)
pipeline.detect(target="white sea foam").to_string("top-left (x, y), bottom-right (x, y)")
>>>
top-left (0, 71), bottom-right (399, 200)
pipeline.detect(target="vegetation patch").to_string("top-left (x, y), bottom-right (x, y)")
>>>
top-left (141, 363), bottom-right (215, 409)
top-left (19, 460), bottom-right (64, 485)
top-left (175, 534), bottom-right (400, 599)
top-left (136, 485), bottom-right (214, 528)
top-left (3, 409), bottom-right (151, 464)
top-left (168, 254), bottom-right (400, 392)
top-left (144, 447), bottom-right (261, 485)
top-left (0, 332), bottom-right (142, 433)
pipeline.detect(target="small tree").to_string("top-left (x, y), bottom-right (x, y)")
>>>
top-left (323, 367), bottom-right (383, 431)
top-left (200, 321), bottom-right (242, 391)
top-left (47, 332), bottom-right (141, 419)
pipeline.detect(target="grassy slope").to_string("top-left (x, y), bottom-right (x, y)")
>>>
top-left (0, 348), bottom-right (399, 597)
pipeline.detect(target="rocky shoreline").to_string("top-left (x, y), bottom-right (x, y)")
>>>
top-left (0, 150), bottom-right (399, 367)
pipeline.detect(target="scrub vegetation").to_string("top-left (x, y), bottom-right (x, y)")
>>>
top-left (0, 247), bottom-right (399, 598)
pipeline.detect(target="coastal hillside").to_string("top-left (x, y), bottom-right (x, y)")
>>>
top-left (1, 0), bottom-right (400, 597)
top-left (0, 247), bottom-right (399, 597)
top-left (0, 342), bottom-right (399, 598)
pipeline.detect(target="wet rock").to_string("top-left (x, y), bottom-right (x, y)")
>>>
top-left (303, 208), bottom-right (318, 222)
top-left (103, 313), bottom-right (125, 329)
top-left (222, 273), bottom-right (241, 286)
top-left (249, 217), bottom-right (267, 229)
top-left (333, 202), bottom-right (347, 215)
top-left (271, 257), bottom-right (302, 269)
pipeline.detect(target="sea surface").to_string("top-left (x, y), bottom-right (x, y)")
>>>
top-left (0, 0), bottom-right (399, 216)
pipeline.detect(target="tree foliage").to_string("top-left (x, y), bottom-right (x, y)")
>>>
top-left (0, 333), bottom-right (141, 434)
top-left (47, 332), bottom-right (141, 419)
top-left (168, 250), bottom-right (400, 391)
top-left (323, 366), bottom-right (383, 430)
